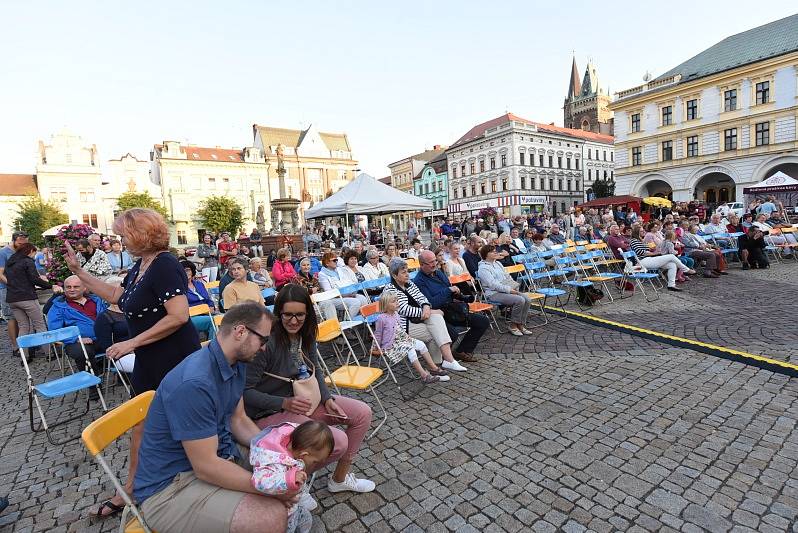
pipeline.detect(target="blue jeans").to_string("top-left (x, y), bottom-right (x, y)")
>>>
top-left (190, 316), bottom-right (216, 340)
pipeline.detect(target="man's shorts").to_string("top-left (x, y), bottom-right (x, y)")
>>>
top-left (140, 470), bottom-right (247, 533)
top-left (139, 444), bottom-right (279, 533)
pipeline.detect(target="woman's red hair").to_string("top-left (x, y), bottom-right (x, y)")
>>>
top-left (112, 208), bottom-right (170, 254)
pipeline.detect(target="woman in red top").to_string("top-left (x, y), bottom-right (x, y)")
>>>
top-left (271, 248), bottom-right (297, 289)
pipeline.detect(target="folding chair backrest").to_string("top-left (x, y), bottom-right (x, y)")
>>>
top-left (361, 277), bottom-right (388, 291)
top-left (261, 287), bottom-right (276, 299)
top-left (448, 273), bottom-right (471, 285)
top-left (205, 281), bottom-right (220, 289)
top-left (575, 240), bottom-right (588, 246)
top-left (82, 391), bottom-right (155, 456)
top-left (318, 318), bottom-right (342, 339)
top-left (312, 288), bottom-right (342, 303)
top-left (504, 264), bottom-right (525, 275)
top-left (17, 326), bottom-right (81, 349)
top-left (213, 314), bottom-right (224, 326)
top-left (525, 261), bottom-right (546, 272)
top-left (338, 282), bottom-right (362, 295)
top-left (406, 258), bottom-right (420, 270)
top-left (188, 304), bottom-right (211, 317)
top-left (409, 271), bottom-right (419, 280)
top-left (511, 254), bottom-right (527, 264)
top-left (360, 302), bottom-right (380, 318)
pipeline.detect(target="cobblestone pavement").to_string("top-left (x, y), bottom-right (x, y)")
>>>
top-left (582, 261), bottom-right (798, 364)
top-left (1, 263), bottom-right (798, 532)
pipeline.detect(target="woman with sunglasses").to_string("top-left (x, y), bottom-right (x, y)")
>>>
top-left (243, 284), bottom-right (376, 509)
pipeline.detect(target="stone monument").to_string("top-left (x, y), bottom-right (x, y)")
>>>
top-left (269, 143), bottom-right (301, 234)
top-left (256, 203), bottom-right (266, 233)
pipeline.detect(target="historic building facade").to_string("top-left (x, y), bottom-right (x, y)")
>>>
top-left (388, 146), bottom-right (446, 230)
top-left (414, 153), bottom-right (449, 227)
top-left (446, 113), bottom-right (613, 217)
top-left (35, 129), bottom-right (111, 232)
top-left (564, 57), bottom-right (614, 136)
top-left (151, 142), bottom-right (270, 245)
top-left (610, 14), bottom-right (798, 205)
top-left (253, 123), bottom-right (358, 222)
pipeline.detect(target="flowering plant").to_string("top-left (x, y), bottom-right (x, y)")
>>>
top-left (46, 224), bottom-right (96, 282)
top-left (477, 207), bottom-right (497, 220)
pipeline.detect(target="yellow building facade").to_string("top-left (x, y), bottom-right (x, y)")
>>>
top-left (610, 14), bottom-right (798, 205)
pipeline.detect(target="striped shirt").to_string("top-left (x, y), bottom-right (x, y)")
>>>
top-left (381, 281), bottom-right (429, 330)
top-left (629, 239), bottom-right (649, 259)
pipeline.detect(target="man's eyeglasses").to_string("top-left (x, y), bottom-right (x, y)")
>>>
top-left (280, 312), bottom-right (307, 323)
top-left (245, 326), bottom-right (270, 347)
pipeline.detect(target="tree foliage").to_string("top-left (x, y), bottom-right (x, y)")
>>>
top-left (591, 179), bottom-right (616, 199)
top-left (13, 196), bottom-right (69, 247)
top-left (117, 191), bottom-right (168, 219)
top-left (197, 196), bottom-right (244, 235)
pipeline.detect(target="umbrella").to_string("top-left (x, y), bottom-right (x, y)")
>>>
top-left (643, 197), bottom-right (672, 208)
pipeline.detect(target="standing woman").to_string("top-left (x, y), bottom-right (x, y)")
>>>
top-left (243, 284), bottom-right (375, 507)
top-left (5, 243), bottom-right (62, 351)
top-left (65, 208), bottom-right (201, 519)
top-left (196, 233), bottom-right (219, 282)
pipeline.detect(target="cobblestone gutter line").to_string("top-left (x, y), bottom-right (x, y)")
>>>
top-left (543, 306), bottom-right (798, 378)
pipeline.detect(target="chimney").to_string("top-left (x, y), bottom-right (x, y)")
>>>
top-left (433, 144), bottom-right (441, 150)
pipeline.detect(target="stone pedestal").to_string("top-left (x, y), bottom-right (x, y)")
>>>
top-left (260, 234), bottom-right (304, 255)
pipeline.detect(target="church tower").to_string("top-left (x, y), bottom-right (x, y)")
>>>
top-left (563, 57), bottom-right (614, 136)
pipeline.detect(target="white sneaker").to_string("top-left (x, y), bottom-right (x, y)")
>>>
top-left (441, 360), bottom-right (467, 372)
top-left (298, 490), bottom-right (318, 511)
top-left (328, 473), bottom-right (375, 493)
top-left (521, 327), bottom-right (534, 335)
top-left (509, 327), bottom-right (524, 336)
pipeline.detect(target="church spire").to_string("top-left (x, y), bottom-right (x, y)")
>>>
top-left (567, 56), bottom-right (582, 100)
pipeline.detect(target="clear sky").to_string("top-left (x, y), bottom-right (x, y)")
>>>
top-left (1, 1), bottom-right (796, 178)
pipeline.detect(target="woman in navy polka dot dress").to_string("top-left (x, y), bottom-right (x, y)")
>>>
top-left (64, 208), bottom-right (200, 518)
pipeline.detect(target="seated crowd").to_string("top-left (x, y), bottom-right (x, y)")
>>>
top-left (4, 199), bottom-right (795, 532)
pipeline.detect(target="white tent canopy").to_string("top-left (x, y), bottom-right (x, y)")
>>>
top-left (743, 171), bottom-right (798, 194)
top-left (304, 173), bottom-right (433, 219)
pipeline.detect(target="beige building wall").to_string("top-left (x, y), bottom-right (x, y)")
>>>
top-left (152, 141), bottom-right (270, 245)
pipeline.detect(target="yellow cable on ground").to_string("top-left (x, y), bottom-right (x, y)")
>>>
top-left (543, 305), bottom-right (798, 377)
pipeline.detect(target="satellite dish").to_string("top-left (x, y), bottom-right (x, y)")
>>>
top-left (643, 71), bottom-right (652, 82)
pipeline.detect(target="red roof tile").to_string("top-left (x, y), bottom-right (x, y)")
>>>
top-left (451, 113), bottom-right (613, 149)
top-left (0, 174), bottom-right (37, 196)
top-left (155, 144), bottom-right (245, 162)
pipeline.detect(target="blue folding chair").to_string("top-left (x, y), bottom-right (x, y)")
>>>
top-left (18, 326), bottom-right (108, 444)
top-left (619, 250), bottom-right (660, 302)
top-left (261, 287), bottom-right (276, 300)
top-left (359, 276), bottom-right (389, 302)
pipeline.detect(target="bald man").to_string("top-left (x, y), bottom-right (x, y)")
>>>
top-left (413, 251), bottom-right (488, 362)
top-left (46, 275), bottom-right (108, 374)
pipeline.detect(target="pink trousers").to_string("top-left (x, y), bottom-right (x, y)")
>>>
top-left (255, 395), bottom-right (372, 471)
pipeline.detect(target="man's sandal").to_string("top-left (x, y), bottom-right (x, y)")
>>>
top-left (92, 499), bottom-right (124, 518)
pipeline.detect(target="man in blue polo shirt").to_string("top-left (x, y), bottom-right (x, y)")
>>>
top-left (133, 302), bottom-right (290, 533)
